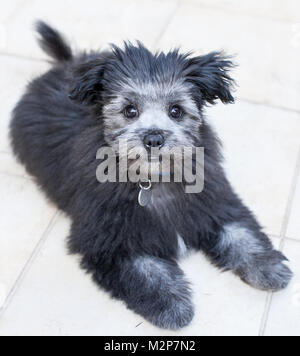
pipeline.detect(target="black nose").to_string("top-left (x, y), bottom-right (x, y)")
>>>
top-left (143, 133), bottom-right (165, 150)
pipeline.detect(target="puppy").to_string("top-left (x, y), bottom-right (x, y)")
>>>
top-left (10, 22), bottom-right (292, 330)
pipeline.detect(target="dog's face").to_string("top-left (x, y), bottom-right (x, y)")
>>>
top-left (70, 43), bottom-right (234, 173)
top-left (102, 78), bottom-right (201, 160)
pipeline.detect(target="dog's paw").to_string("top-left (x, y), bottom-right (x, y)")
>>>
top-left (129, 256), bottom-right (194, 330)
top-left (148, 294), bottom-right (194, 330)
top-left (240, 250), bottom-right (293, 292)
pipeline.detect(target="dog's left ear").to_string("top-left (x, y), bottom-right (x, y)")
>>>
top-left (69, 58), bottom-right (106, 106)
top-left (185, 52), bottom-right (236, 105)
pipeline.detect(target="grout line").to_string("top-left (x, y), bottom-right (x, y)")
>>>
top-left (269, 235), bottom-right (300, 244)
top-left (238, 97), bottom-right (300, 116)
top-left (270, 235), bottom-right (281, 240)
top-left (0, 210), bottom-right (61, 317)
top-left (258, 146), bottom-right (300, 336)
top-left (285, 236), bottom-right (300, 244)
top-left (259, 293), bottom-right (273, 336)
top-left (0, 52), bottom-right (50, 64)
top-left (0, 171), bottom-right (33, 181)
top-left (279, 147), bottom-right (300, 240)
top-left (0, 154), bottom-right (35, 181)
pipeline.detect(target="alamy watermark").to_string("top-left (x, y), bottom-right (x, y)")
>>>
top-left (96, 140), bottom-right (205, 194)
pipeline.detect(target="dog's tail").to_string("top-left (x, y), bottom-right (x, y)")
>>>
top-left (35, 21), bottom-right (73, 62)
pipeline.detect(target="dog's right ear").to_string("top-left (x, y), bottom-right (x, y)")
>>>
top-left (69, 59), bottom-right (106, 106)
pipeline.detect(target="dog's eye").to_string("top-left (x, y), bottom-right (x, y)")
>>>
top-left (124, 105), bottom-right (138, 119)
top-left (169, 105), bottom-right (183, 119)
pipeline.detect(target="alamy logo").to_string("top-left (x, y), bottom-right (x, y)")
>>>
top-left (96, 140), bottom-right (205, 194)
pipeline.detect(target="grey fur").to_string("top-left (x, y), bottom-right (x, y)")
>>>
top-left (177, 234), bottom-right (188, 258)
top-left (218, 224), bottom-right (293, 291)
top-left (103, 81), bottom-right (202, 161)
top-left (131, 256), bottom-right (194, 329)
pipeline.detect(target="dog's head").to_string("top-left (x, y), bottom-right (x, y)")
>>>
top-left (70, 43), bottom-right (235, 173)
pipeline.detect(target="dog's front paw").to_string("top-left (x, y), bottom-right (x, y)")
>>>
top-left (128, 256), bottom-right (194, 329)
top-left (240, 250), bottom-right (293, 292)
top-left (148, 293), bottom-right (194, 330)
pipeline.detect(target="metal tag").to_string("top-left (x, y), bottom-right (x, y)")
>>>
top-left (138, 180), bottom-right (152, 207)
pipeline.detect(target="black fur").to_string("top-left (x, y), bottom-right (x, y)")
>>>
top-left (36, 21), bottom-right (73, 62)
top-left (10, 22), bottom-right (292, 330)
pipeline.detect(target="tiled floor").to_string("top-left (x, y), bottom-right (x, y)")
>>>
top-left (0, 0), bottom-right (300, 336)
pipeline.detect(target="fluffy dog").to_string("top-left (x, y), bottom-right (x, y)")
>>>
top-left (10, 22), bottom-right (292, 330)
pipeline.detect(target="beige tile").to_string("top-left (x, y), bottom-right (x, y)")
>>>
top-left (0, 152), bottom-right (30, 178)
top-left (0, 0), bottom-right (26, 23)
top-left (0, 215), bottom-right (281, 336)
top-left (180, 257), bottom-right (266, 336)
top-left (0, 215), bottom-right (147, 336)
top-left (0, 214), bottom-right (197, 336)
top-left (3, 0), bottom-right (179, 59)
top-left (186, 0), bottom-right (300, 22)
top-left (207, 100), bottom-right (300, 237)
top-left (0, 0), bottom-right (27, 53)
top-left (158, 3), bottom-right (300, 112)
top-left (0, 55), bottom-right (50, 152)
top-left (287, 171), bottom-right (300, 240)
top-left (265, 239), bottom-right (300, 336)
top-left (0, 174), bottom-right (56, 310)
